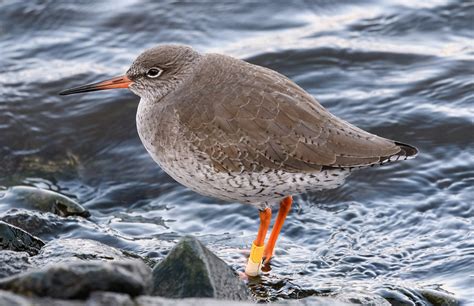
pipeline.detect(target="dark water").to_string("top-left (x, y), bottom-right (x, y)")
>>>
top-left (1, 0), bottom-right (473, 304)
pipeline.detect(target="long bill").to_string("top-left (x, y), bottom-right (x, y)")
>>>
top-left (59, 75), bottom-right (132, 95)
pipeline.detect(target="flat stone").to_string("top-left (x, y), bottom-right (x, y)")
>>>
top-left (0, 251), bottom-right (31, 279)
top-left (0, 260), bottom-right (152, 299)
top-left (0, 186), bottom-right (89, 218)
top-left (152, 236), bottom-right (250, 300)
top-left (31, 238), bottom-right (130, 266)
top-left (0, 221), bottom-right (45, 255)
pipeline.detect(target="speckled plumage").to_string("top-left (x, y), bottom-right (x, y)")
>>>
top-left (131, 45), bottom-right (417, 207)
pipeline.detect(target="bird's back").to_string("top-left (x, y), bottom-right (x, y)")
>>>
top-left (169, 53), bottom-right (417, 174)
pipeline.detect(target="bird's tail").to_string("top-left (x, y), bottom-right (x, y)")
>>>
top-left (380, 141), bottom-right (419, 164)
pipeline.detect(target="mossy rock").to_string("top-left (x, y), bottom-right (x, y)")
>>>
top-left (152, 236), bottom-right (250, 301)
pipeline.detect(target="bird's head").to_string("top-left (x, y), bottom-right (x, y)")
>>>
top-left (59, 44), bottom-right (201, 101)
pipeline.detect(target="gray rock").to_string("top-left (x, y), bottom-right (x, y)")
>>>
top-left (333, 291), bottom-right (390, 305)
top-left (418, 289), bottom-right (459, 306)
top-left (86, 291), bottom-right (135, 306)
top-left (0, 289), bottom-right (30, 306)
top-left (282, 296), bottom-right (353, 305)
top-left (136, 295), bottom-right (349, 306)
top-left (0, 290), bottom-right (350, 306)
top-left (0, 289), bottom-right (83, 306)
top-left (0, 251), bottom-right (31, 279)
top-left (0, 221), bottom-right (45, 255)
top-left (0, 260), bottom-right (152, 299)
top-left (376, 285), bottom-right (460, 305)
top-left (0, 209), bottom-right (70, 240)
top-left (152, 236), bottom-right (250, 300)
top-left (0, 209), bottom-right (139, 251)
top-left (136, 295), bottom-right (256, 306)
top-left (0, 186), bottom-right (90, 218)
top-left (31, 238), bottom-right (130, 266)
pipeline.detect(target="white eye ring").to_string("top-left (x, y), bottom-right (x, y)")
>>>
top-left (146, 67), bottom-right (163, 78)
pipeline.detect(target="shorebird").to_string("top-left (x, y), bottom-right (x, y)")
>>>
top-left (60, 45), bottom-right (418, 276)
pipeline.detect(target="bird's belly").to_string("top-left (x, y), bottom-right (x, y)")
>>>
top-left (136, 104), bottom-right (350, 206)
top-left (145, 142), bottom-right (350, 206)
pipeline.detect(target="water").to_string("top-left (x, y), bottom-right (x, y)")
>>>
top-left (1, 0), bottom-right (473, 304)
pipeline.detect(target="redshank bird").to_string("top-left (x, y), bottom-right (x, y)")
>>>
top-left (60, 45), bottom-right (418, 276)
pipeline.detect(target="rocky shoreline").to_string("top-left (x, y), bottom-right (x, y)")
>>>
top-left (0, 186), bottom-right (459, 305)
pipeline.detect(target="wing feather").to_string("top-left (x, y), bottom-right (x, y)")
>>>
top-left (173, 54), bottom-right (403, 173)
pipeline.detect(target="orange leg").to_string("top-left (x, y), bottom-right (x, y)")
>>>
top-left (263, 196), bottom-right (293, 264)
top-left (245, 207), bottom-right (271, 276)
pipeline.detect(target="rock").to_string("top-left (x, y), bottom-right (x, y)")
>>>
top-left (0, 289), bottom-right (83, 306)
top-left (136, 295), bottom-right (349, 305)
top-left (376, 285), bottom-right (460, 305)
top-left (282, 296), bottom-right (353, 305)
top-left (0, 221), bottom-right (45, 255)
top-left (136, 296), bottom-right (256, 306)
top-left (0, 290), bottom-right (350, 306)
top-left (333, 291), bottom-right (390, 305)
top-left (86, 291), bottom-right (135, 306)
top-left (0, 209), bottom-right (136, 248)
top-left (0, 186), bottom-right (90, 218)
top-left (0, 209), bottom-right (70, 240)
top-left (152, 236), bottom-right (250, 300)
top-left (0, 260), bottom-right (152, 299)
top-left (0, 289), bottom-right (31, 306)
top-left (31, 238), bottom-right (130, 266)
top-left (418, 289), bottom-right (459, 306)
top-left (0, 251), bottom-right (31, 279)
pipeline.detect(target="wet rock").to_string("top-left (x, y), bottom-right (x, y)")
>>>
top-left (284, 296), bottom-right (353, 305)
top-left (152, 236), bottom-right (250, 300)
top-left (0, 209), bottom-right (131, 247)
top-left (418, 289), bottom-right (459, 306)
top-left (0, 290), bottom-right (350, 306)
top-left (86, 291), bottom-right (135, 306)
top-left (136, 296), bottom-right (255, 306)
top-left (0, 186), bottom-right (90, 218)
top-left (334, 291), bottom-right (390, 305)
top-left (136, 295), bottom-right (348, 305)
top-left (31, 238), bottom-right (130, 266)
top-left (0, 289), bottom-right (31, 306)
top-left (0, 260), bottom-right (152, 299)
top-left (0, 290), bottom-right (83, 306)
top-left (0, 251), bottom-right (31, 279)
top-left (0, 209), bottom-right (70, 240)
top-left (0, 221), bottom-right (45, 255)
top-left (377, 285), bottom-right (460, 305)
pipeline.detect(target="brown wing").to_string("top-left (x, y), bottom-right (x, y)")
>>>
top-left (172, 54), bottom-right (411, 173)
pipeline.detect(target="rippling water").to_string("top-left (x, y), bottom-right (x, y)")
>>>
top-left (1, 0), bottom-right (473, 304)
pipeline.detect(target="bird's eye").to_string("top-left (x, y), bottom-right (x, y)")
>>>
top-left (146, 68), bottom-right (163, 78)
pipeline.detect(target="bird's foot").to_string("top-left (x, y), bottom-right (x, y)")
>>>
top-left (262, 253), bottom-right (273, 265)
top-left (244, 242), bottom-right (264, 276)
top-left (263, 243), bottom-right (275, 265)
